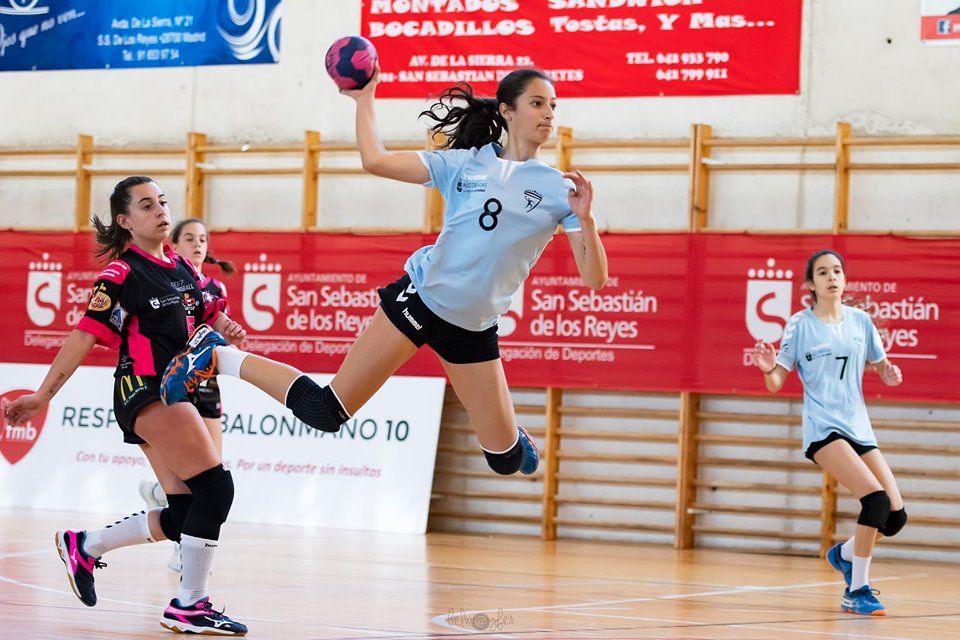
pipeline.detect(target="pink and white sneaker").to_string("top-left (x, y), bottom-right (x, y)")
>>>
top-left (160, 597), bottom-right (248, 635)
top-left (54, 530), bottom-right (106, 607)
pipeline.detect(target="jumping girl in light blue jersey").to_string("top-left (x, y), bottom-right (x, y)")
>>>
top-left (160, 66), bottom-right (608, 480)
top-left (752, 249), bottom-right (905, 616)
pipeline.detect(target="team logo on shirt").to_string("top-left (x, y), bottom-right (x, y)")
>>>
top-left (87, 284), bottom-right (111, 312)
top-left (744, 258), bottom-right (794, 343)
top-left (523, 189), bottom-right (543, 212)
top-left (456, 171), bottom-right (488, 193)
top-left (181, 293), bottom-right (199, 313)
top-left (171, 279), bottom-right (194, 293)
top-left (25, 253), bottom-right (63, 327)
top-left (804, 344), bottom-right (832, 362)
top-left (0, 389), bottom-right (49, 466)
top-left (242, 254), bottom-right (282, 331)
top-left (109, 303), bottom-right (128, 330)
top-left (147, 295), bottom-right (181, 310)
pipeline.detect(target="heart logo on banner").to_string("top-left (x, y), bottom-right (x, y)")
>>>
top-left (0, 389), bottom-right (49, 465)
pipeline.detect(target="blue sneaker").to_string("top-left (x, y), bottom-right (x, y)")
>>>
top-left (161, 325), bottom-right (227, 405)
top-left (517, 425), bottom-right (539, 475)
top-left (827, 542), bottom-right (852, 588)
top-left (842, 586), bottom-right (886, 616)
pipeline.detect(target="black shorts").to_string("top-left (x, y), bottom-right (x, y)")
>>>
top-left (113, 375), bottom-right (163, 445)
top-left (113, 374), bottom-right (191, 445)
top-left (377, 274), bottom-right (500, 365)
top-left (188, 378), bottom-right (222, 420)
top-left (805, 431), bottom-right (878, 462)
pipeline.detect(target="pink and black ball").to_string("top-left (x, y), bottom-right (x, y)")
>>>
top-left (325, 36), bottom-right (378, 90)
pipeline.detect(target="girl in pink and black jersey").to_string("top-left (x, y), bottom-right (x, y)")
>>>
top-left (172, 219), bottom-right (235, 441)
top-left (140, 218), bottom-right (237, 573)
top-left (3, 177), bottom-right (248, 636)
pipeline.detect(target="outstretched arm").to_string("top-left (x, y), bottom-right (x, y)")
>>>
top-left (343, 64), bottom-right (430, 184)
top-left (3, 329), bottom-right (96, 425)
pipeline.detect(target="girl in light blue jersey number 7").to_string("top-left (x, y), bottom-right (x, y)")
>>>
top-left (752, 249), bottom-right (904, 617)
top-left (160, 65), bottom-right (608, 479)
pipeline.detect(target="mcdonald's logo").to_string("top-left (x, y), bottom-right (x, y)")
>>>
top-left (119, 375), bottom-right (144, 402)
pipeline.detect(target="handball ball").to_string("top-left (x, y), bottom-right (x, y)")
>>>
top-left (325, 36), bottom-right (378, 90)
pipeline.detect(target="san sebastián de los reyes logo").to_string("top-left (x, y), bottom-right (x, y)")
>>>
top-left (242, 254), bottom-right (282, 332)
top-left (743, 258), bottom-right (794, 365)
top-left (26, 253), bottom-right (63, 327)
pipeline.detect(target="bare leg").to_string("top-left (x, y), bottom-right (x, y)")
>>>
top-left (135, 401), bottom-right (221, 477)
top-left (814, 439), bottom-right (885, 557)
top-left (860, 449), bottom-right (903, 510)
top-left (440, 357), bottom-right (517, 451)
top-left (202, 417), bottom-right (223, 457)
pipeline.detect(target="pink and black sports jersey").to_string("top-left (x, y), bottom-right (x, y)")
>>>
top-left (198, 274), bottom-right (229, 316)
top-left (77, 244), bottom-right (224, 377)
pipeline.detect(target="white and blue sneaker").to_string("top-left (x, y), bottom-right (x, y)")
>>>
top-left (842, 586), bottom-right (886, 616)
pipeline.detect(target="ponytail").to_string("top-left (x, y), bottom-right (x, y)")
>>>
top-left (420, 83), bottom-right (504, 150)
top-left (419, 69), bottom-right (554, 151)
top-left (204, 253), bottom-right (236, 275)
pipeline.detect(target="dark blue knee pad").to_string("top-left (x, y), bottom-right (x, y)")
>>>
top-left (879, 508), bottom-right (907, 537)
top-left (857, 490), bottom-right (891, 529)
top-left (159, 494), bottom-right (193, 543)
top-left (182, 464), bottom-right (234, 540)
top-left (483, 437), bottom-right (524, 476)
top-left (285, 375), bottom-right (349, 433)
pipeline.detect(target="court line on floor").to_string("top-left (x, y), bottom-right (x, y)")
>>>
top-left (0, 562), bottom-right (479, 640)
top-left (430, 574), bottom-right (923, 633)
top-left (550, 609), bottom-right (920, 640)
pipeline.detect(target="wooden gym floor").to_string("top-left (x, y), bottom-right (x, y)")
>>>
top-left (1, 508), bottom-right (957, 639)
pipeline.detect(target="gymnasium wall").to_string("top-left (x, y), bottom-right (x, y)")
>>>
top-left (2, 0), bottom-right (960, 232)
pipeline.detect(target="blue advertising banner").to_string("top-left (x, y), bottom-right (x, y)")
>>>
top-left (0, 0), bottom-right (281, 71)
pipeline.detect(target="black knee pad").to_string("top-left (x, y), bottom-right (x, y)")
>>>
top-left (879, 508), bottom-right (907, 537)
top-left (285, 376), bottom-right (349, 433)
top-left (857, 490), bottom-right (891, 529)
top-left (159, 494), bottom-right (193, 543)
top-left (483, 437), bottom-right (523, 476)
top-left (182, 464), bottom-right (234, 540)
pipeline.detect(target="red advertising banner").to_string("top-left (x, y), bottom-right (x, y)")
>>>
top-left (921, 1), bottom-right (960, 45)
top-left (361, 0), bottom-right (802, 98)
top-left (2, 232), bottom-right (957, 402)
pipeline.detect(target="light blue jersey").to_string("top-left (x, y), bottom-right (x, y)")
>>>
top-left (406, 143), bottom-right (582, 331)
top-left (776, 306), bottom-right (886, 452)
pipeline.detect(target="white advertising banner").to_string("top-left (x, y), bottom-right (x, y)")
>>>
top-left (0, 364), bottom-right (445, 534)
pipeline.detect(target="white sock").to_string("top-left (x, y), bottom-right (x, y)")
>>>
top-left (840, 537), bottom-right (855, 562)
top-left (215, 346), bottom-right (249, 378)
top-left (481, 431), bottom-right (520, 455)
top-left (82, 510), bottom-right (158, 557)
top-left (176, 534), bottom-right (217, 606)
top-left (851, 555), bottom-right (872, 591)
